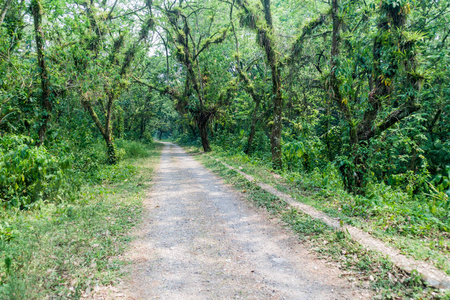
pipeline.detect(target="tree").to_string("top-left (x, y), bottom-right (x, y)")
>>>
top-left (234, 0), bottom-right (284, 169)
top-left (72, 0), bottom-right (154, 163)
top-left (31, 0), bottom-right (52, 146)
top-left (327, 0), bottom-right (423, 190)
top-left (153, 0), bottom-right (230, 152)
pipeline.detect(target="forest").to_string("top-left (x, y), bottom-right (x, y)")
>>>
top-left (0, 0), bottom-right (449, 298)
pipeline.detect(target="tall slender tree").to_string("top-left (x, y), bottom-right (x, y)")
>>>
top-left (31, 0), bottom-right (52, 146)
top-left (235, 0), bottom-right (284, 169)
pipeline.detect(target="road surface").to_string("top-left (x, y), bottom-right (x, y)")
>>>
top-left (118, 143), bottom-right (370, 299)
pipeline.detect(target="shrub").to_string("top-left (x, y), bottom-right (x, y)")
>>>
top-left (115, 139), bottom-right (150, 159)
top-left (0, 135), bottom-right (77, 208)
top-left (282, 138), bottom-right (322, 171)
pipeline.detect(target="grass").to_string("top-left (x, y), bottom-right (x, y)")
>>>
top-left (196, 151), bottom-right (450, 299)
top-left (0, 142), bottom-right (163, 299)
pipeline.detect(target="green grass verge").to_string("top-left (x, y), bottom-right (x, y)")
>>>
top-left (0, 142), bottom-right (163, 299)
top-left (197, 152), bottom-right (450, 300)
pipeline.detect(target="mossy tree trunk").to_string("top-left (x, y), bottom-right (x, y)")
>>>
top-left (81, 93), bottom-right (117, 165)
top-left (0, 0), bottom-right (12, 27)
top-left (244, 97), bottom-right (261, 155)
top-left (236, 0), bottom-right (283, 169)
top-left (197, 113), bottom-right (211, 152)
top-left (229, 2), bottom-right (263, 156)
top-left (31, 0), bottom-right (52, 146)
top-left (263, 0), bottom-right (283, 170)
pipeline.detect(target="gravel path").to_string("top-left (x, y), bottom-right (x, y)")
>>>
top-left (119, 143), bottom-right (371, 299)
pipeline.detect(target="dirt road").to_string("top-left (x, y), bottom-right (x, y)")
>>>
top-left (120, 143), bottom-right (370, 299)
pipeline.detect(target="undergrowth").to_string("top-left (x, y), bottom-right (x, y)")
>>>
top-left (0, 141), bottom-right (163, 299)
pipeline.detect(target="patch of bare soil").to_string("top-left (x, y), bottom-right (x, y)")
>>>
top-left (88, 143), bottom-right (372, 299)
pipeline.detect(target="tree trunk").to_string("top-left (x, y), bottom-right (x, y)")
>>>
top-left (329, 0), bottom-right (421, 192)
top-left (270, 85), bottom-right (283, 169)
top-left (140, 115), bottom-right (146, 139)
top-left (197, 113), bottom-right (211, 152)
top-left (0, 0), bottom-right (12, 27)
top-left (234, 0), bottom-right (283, 169)
top-left (356, 0), bottom-right (416, 142)
top-left (329, 0), bottom-right (362, 191)
top-left (81, 98), bottom-right (117, 164)
top-left (199, 124), bottom-right (210, 152)
top-left (104, 91), bottom-right (117, 164)
top-left (80, 5), bottom-right (153, 164)
top-left (262, 0), bottom-right (283, 170)
top-left (244, 98), bottom-right (261, 155)
top-left (428, 108), bottom-right (442, 143)
top-left (31, 0), bottom-right (52, 146)
top-left (105, 137), bottom-right (117, 165)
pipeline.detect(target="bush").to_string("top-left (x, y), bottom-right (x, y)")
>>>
top-left (0, 135), bottom-right (77, 208)
top-left (296, 163), bottom-right (344, 191)
top-left (176, 132), bottom-right (200, 147)
top-left (67, 139), bottom-right (152, 186)
top-left (115, 139), bottom-right (151, 159)
top-left (282, 138), bottom-right (322, 171)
